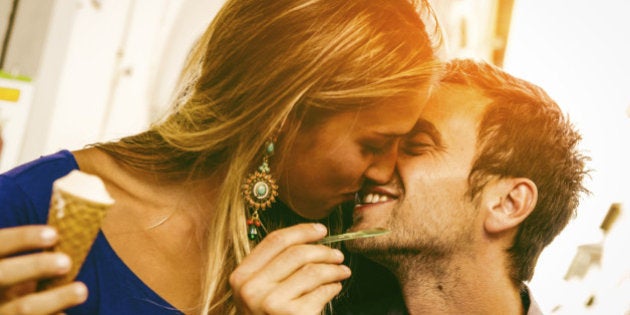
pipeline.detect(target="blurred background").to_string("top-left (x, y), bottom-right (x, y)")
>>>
top-left (0, 0), bottom-right (628, 313)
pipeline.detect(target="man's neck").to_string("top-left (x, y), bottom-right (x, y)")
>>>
top-left (393, 253), bottom-right (524, 315)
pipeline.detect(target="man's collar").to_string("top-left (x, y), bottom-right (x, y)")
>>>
top-left (521, 284), bottom-right (544, 315)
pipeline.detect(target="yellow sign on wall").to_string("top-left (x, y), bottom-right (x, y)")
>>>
top-left (0, 87), bottom-right (20, 102)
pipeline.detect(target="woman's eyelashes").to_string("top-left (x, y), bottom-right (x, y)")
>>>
top-left (361, 138), bottom-right (395, 156)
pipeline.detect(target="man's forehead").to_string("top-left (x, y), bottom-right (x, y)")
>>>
top-left (423, 83), bottom-right (489, 117)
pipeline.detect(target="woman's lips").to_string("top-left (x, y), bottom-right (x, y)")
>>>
top-left (341, 192), bottom-right (357, 201)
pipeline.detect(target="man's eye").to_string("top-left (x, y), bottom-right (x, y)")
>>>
top-left (401, 141), bottom-right (432, 155)
top-left (401, 133), bottom-right (435, 155)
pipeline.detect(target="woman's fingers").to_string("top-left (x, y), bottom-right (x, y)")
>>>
top-left (230, 224), bottom-right (351, 314)
top-left (236, 245), bottom-right (346, 305)
top-left (0, 252), bottom-right (71, 287)
top-left (264, 263), bottom-right (351, 303)
top-left (0, 226), bottom-right (83, 314)
top-left (0, 282), bottom-right (87, 315)
top-left (236, 262), bottom-right (350, 315)
top-left (297, 282), bottom-right (344, 311)
top-left (245, 244), bottom-right (344, 285)
top-left (262, 282), bottom-right (343, 315)
top-left (0, 226), bottom-right (57, 257)
top-left (231, 223), bottom-right (328, 288)
top-left (0, 225), bottom-right (70, 289)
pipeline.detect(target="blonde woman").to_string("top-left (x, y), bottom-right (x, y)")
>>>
top-left (0, 0), bottom-right (440, 314)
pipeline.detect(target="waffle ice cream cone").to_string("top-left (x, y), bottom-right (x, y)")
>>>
top-left (38, 170), bottom-right (114, 290)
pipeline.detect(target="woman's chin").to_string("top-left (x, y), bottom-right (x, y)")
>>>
top-left (295, 207), bottom-right (337, 220)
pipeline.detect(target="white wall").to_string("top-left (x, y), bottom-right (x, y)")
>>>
top-left (0, 1), bottom-right (11, 44)
top-left (42, 0), bottom-right (136, 153)
top-left (8, 0), bottom-right (224, 165)
top-left (504, 0), bottom-right (630, 313)
top-left (146, 0), bottom-right (223, 123)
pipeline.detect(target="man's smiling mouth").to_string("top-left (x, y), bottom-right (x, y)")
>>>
top-left (355, 188), bottom-right (399, 206)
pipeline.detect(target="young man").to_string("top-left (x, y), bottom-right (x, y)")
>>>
top-left (345, 59), bottom-right (590, 314)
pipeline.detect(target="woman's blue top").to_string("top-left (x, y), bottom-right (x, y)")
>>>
top-left (0, 150), bottom-right (182, 314)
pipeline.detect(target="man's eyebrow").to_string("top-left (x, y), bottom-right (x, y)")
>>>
top-left (409, 119), bottom-right (442, 146)
top-left (374, 131), bottom-right (408, 138)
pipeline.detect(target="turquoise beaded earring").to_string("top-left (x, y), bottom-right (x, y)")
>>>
top-left (242, 140), bottom-right (278, 240)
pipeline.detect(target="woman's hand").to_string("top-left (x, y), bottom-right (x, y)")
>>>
top-left (230, 223), bottom-right (351, 315)
top-left (0, 225), bottom-right (88, 314)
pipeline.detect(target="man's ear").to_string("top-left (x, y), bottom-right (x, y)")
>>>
top-left (482, 177), bottom-right (538, 234)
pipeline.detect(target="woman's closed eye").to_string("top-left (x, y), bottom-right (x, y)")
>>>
top-left (361, 138), bottom-right (395, 155)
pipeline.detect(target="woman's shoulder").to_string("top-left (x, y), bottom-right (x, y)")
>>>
top-left (0, 149), bottom-right (79, 226)
top-left (0, 149), bottom-right (79, 197)
top-left (1, 149), bottom-right (78, 180)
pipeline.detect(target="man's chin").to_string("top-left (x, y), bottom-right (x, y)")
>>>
top-left (346, 217), bottom-right (385, 232)
top-left (345, 238), bottom-right (400, 272)
top-left (345, 234), bottom-right (389, 253)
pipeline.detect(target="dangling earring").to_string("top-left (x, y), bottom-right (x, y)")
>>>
top-left (242, 140), bottom-right (278, 240)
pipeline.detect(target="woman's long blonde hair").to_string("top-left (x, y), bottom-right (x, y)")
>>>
top-left (95, 0), bottom-right (440, 313)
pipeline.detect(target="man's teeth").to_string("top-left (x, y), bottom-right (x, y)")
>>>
top-left (362, 193), bottom-right (390, 204)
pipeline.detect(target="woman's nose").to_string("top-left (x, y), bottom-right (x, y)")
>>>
top-left (364, 143), bottom-right (399, 184)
